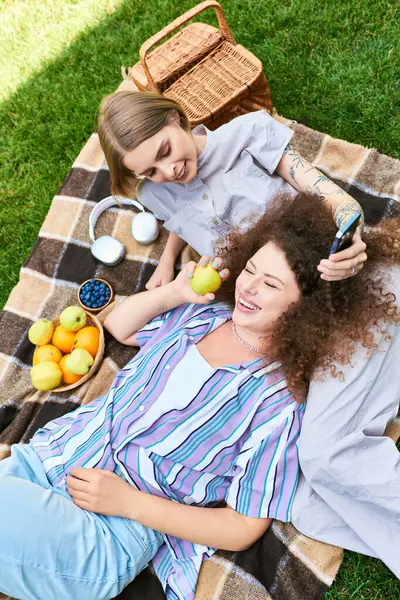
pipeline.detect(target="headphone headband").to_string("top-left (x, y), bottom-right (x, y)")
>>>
top-left (89, 196), bottom-right (144, 241)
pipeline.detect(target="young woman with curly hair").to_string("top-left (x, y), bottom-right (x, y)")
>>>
top-left (218, 192), bottom-right (399, 400)
top-left (0, 194), bottom-right (398, 600)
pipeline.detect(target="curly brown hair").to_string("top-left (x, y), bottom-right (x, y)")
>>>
top-left (217, 193), bottom-right (400, 401)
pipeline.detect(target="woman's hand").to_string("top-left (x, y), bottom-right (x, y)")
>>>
top-left (317, 228), bottom-right (367, 281)
top-left (66, 468), bottom-right (136, 518)
top-left (172, 256), bottom-right (230, 305)
top-left (146, 260), bottom-right (175, 290)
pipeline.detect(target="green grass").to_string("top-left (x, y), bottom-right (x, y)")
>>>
top-left (0, 0), bottom-right (399, 596)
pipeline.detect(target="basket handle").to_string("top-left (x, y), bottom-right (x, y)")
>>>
top-left (139, 1), bottom-right (236, 92)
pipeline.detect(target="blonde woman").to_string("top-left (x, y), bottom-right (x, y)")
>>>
top-left (98, 90), bottom-right (367, 289)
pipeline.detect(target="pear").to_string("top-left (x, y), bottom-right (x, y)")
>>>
top-left (28, 319), bottom-right (54, 346)
top-left (65, 348), bottom-right (94, 375)
top-left (30, 361), bottom-right (62, 391)
top-left (190, 263), bottom-right (222, 295)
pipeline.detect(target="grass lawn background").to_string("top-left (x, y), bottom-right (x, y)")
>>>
top-left (1, 0), bottom-right (399, 597)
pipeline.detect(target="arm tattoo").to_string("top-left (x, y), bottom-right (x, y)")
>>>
top-left (314, 174), bottom-right (332, 186)
top-left (283, 145), bottom-right (364, 228)
top-left (283, 141), bottom-right (295, 156)
top-left (283, 142), bottom-right (305, 183)
top-left (334, 201), bottom-right (365, 230)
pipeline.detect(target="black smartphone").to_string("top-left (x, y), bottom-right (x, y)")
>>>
top-left (329, 213), bottom-right (361, 255)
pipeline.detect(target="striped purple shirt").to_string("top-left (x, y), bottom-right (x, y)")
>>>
top-left (31, 302), bottom-right (304, 600)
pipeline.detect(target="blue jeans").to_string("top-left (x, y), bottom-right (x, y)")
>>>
top-left (0, 444), bottom-right (163, 600)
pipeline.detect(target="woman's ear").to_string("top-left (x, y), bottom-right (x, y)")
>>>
top-left (167, 109), bottom-right (180, 125)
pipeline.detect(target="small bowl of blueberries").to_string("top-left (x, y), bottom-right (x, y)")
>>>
top-left (78, 278), bottom-right (114, 313)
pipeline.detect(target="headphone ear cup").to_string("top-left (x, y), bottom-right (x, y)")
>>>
top-left (131, 213), bottom-right (159, 245)
top-left (91, 236), bottom-right (125, 266)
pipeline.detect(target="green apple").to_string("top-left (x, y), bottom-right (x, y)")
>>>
top-left (65, 348), bottom-right (94, 375)
top-left (28, 319), bottom-right (54, 346)
top-left (60, 306), bottom-right (86, 332)
top-left (190, 263), bottom-right (222, 295)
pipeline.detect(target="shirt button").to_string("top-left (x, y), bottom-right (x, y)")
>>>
top-left (189, 336), bottom-right (194, 341)
top-left (165, 364), bottom-right (171, 370)
top-left (111, 443), bottom-right (117, 450)
top-left (138, 406), bottom-right (145, 412)
top-left (212, 218), bottom-right (219, 225)
top-left (202, 193), bottom-right (208, 200)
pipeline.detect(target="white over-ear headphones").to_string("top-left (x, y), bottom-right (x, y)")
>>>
top-left (89, 196), bottom-right (159, 266)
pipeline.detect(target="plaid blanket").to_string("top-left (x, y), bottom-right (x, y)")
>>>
top-left (1, 115), bottom-right (400, 600)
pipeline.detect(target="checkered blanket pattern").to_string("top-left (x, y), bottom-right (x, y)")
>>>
top-left (1, 115), bottom-right (400, 600)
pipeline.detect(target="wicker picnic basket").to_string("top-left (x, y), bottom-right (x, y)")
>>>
top-left (128, 1), bottom-right (274, 129)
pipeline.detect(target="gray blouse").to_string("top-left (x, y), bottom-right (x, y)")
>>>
top-left (138, 111), bottom-right (295, 255)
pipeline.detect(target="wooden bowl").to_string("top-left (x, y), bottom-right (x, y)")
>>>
top-left (78, 278), bottom-right (114, 314)
top-left (50, 311), bottom-right (105, 393)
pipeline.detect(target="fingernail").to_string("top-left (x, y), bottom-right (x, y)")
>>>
top-left (220, 270), bottom-right (226, 276)
top-left (209, 294), bottom-right (215, 300)
top-left (202, 259), bottom-right (207, 265)
top-left (212, 262), bottom-right (218, 268)
top-left (188, 272), bottom-right (193, 278)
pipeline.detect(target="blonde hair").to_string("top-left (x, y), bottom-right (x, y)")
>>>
top-left (98, 90), bottom-right (190, 198)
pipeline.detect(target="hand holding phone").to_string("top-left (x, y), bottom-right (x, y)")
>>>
top-left (329, 213), bottom-right (361, 256)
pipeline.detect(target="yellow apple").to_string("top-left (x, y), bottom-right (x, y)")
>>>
top-left (190, 263), bottom-right (222, 295)
top-left (30, 361), bottom-right (62, 391)
top-left (65, 348), bottom-right (94, 375)
top-left (59, 306), bottom-right (87, 332)
top-left (28, 319), bottom-right (54, 346)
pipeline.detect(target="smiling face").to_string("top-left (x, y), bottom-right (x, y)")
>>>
top-left (122, 116), bottom-right (203, 185)
top-left (232, 242), bottom-right (301, 339)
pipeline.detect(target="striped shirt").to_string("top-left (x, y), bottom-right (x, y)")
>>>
top-left (31, 302), bottom-right (304, 600)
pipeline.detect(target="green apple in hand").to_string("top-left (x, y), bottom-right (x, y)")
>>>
top-left (190, 263), bottom-right (222, 295)
top-left (60, 306), bottom-right (86, 332)
top-left (65, 348), bottom-right (94, 375)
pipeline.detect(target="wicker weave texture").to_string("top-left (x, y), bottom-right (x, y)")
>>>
top-left (129, 23), bottom-right (223, 92)
top-left (164, 42), bottom-right (264, 124)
